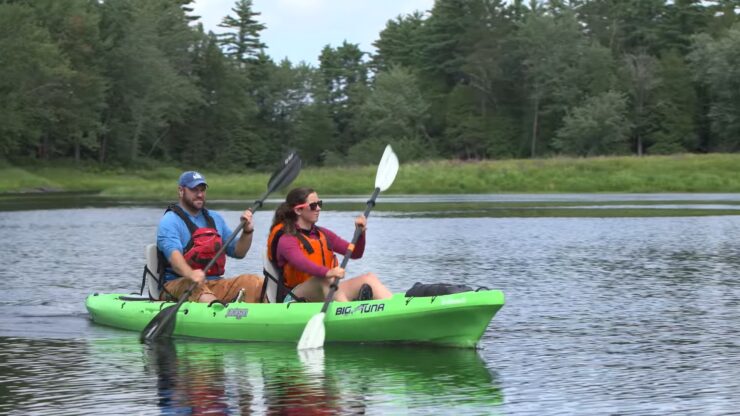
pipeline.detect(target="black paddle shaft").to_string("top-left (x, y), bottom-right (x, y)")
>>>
top-left (319, 187), bottom-right (380, 314)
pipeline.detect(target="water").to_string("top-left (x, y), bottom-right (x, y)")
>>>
top-left (1, 197), bottom-right (739, 415)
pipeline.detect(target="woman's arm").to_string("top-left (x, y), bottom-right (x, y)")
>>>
top-left (321, 227), bottom-right (365, 259)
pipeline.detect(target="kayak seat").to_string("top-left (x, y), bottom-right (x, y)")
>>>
top-left (261, 251), bottom-right (282, 303)
top-left (260, 250), bottom-right (301, 303)
top-left (140, 243), bottom-right (165, 300)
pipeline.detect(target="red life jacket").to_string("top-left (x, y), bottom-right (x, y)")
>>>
top-left (166, 204), bottom-right (226, 276)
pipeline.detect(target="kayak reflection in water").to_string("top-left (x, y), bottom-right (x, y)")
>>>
top-left (146, 340), bottom-right (234, 414)
top-left (140, 340), bottom-right (501, 414)
top-left (145, 340), bottom-right (347, 415)
top-left (267, 187), bottom-right (393, 303)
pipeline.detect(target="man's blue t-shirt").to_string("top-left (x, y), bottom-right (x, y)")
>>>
top-left (157, 206), bottom-right (237, 282)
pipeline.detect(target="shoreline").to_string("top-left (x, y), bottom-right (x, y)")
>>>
top-left (2, 153), bottom-right (740, 197)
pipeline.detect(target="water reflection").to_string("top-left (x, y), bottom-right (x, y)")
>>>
top-left (138, 339), bottom-right (502, 414)
top-left (0, 335), bottom-right (502, 414)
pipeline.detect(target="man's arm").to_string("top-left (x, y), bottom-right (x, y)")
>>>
top-left (168, 250), bottom-right (206, 283)
top-left (157, 212), bottom-right (206, 283)
top-left (232, 209), bottom-right (254, 259)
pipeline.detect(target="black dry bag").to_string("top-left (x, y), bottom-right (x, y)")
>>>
top-left (404, 282), bottom-right (474, 297)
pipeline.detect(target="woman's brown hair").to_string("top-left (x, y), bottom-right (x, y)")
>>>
top-left (271, 187), bottom-right (315, 235)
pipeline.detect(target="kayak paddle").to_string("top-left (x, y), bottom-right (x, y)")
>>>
top-left (297, 144), bottom-right (399, 350)
top-left (141, 151), bottom-right (302, 343)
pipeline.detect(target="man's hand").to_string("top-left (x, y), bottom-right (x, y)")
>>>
top-left (240, 209), bottom-right (254, 234)
top-left (188, 269), bottom-right (206, 285)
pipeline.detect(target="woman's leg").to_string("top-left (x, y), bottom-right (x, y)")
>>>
top-left (290, 277), bottom-right (328, 302)
top-left (337, 272), bottom-right (393, 300)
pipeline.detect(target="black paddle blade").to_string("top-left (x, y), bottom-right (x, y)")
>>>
top-left (140, 304), bottom-right (179, 343)
top-left (266, 151), bottom-right (302, 195)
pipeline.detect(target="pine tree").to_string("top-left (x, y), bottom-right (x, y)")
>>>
top-left (217, 0), bottom-right (267, 66)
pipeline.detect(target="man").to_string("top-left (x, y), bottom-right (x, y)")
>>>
top-left (157, 171), bottom-right (263, 303)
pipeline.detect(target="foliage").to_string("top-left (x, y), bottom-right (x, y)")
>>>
top-left (5, 153), bottom-right (740, 196)
top-left (554, 91), bottom-right (632, 156)
top-left (689, 24), bottom-right (740, 151)
top-left (1, 0), bottom-right (740, 168)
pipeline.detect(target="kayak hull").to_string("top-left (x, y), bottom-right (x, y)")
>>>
top-left (85, 291), bottom-right (505, 348)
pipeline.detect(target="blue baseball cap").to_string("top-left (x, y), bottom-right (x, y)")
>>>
top-left (178, 171), bottom-right (207, 189)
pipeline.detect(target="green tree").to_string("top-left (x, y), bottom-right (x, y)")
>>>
top-left (554, 91), bottom-right (631, 156)
top-left (650, 50), bottom-right (698, 154)
top-left (689, 24), bottom-right (740, 150)
top-left (704, 0), bottom-right (740, 32)
top-left (515, 9), bottom-right (615, 157)
top-left (358, 67), bottom-right (429, 141)
top-left (217, 0), bottom-right (267, 66)
top-left (168, 30), bottom-right (257, 168)
top-left (318, 42), bottom-right (370, 153)
top-left (25, 0), bottom-right (107, 162)
top-left (372, 11), bottom-right (426, 72)
top-left (661, 0), bottom-right (710, 53)
top-left (416, 0), bottom-right (491, 140)
top-left (99, 0), bottom-right (201, 163)
top-left (622, 52), bottom-right (661, 156)
top-left (294, 102), bottom-right (337, 166)
top-left (355, 66), bottom-right (432, 161)
top-left (0, 3), bottom-right (73, 158)
top-left (575, 0), bottom-right (668, 55)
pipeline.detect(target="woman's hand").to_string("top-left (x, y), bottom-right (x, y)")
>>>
top-left (355, 215), bottom-right (367, 232)
top-left (325, 266), bottom-right (345, 280)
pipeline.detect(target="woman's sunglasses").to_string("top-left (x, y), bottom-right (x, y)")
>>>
top-left (295, 200), bottom-right (323, 211)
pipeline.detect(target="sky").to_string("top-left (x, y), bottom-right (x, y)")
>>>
top-left (191, 0), bottom-right (434, 66)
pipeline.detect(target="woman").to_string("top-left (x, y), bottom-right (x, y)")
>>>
top-left (267, 187), bottom-right (392, 302)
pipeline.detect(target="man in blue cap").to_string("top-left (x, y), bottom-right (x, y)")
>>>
top-left (156, 171), bottom-right (263, 303)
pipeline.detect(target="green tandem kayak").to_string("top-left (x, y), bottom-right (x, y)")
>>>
top-left (86, 290), bottom-right (505, 348)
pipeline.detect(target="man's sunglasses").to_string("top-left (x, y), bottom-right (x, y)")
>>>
top-left (295, 200), bottom-right (323, 211)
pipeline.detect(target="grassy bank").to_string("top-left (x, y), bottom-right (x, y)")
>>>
top-left (1, 153), bottom-right (739, 198)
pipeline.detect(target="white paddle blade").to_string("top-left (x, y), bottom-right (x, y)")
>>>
top-left (375, 145), bottom-right (399, 192)
top-left (298, 347), bottom-right (325, 377)
top-left (298, 312), bottom-right (326, 350)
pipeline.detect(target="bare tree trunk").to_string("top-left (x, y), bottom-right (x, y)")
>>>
top-left (130, 118), bottom-right (144, 162)
top-left (74, 141), bottom-right (80, 164)
top-left (38, 134), bottom-right (49, 160)
top-left (531, 96), bottom-right (539, 158)
top-left (99, 135), bottom-right (107, 163)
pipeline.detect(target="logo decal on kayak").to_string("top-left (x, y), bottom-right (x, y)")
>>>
top-left (226, 308), bottom-right (248, 319)
top-left (335, 303), bottom-right (385, 316)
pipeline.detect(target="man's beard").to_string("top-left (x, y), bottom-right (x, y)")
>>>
top-left (182, 196), bottom-right (204, 212)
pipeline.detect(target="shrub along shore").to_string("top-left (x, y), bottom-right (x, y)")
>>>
top-left (1, 153), bottom-right (739, 199)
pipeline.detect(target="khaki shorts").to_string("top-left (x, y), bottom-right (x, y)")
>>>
top-left (162, 274), bottom-right (264, 303)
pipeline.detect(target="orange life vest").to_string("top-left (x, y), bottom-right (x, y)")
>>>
top-left (267, 223), bottom-right (337, 288)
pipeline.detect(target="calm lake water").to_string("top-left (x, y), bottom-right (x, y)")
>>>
top-left (1, 195), bottom-right (740, 415)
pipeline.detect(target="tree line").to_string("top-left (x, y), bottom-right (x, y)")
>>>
top-left (1, 0), bottom-right (740, 169)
